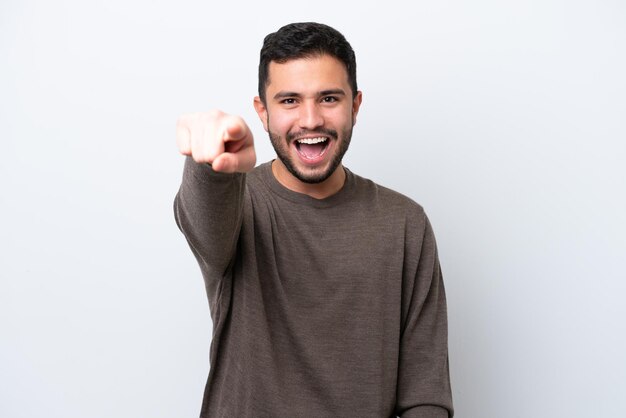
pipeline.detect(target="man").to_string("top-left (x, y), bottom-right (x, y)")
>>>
top-left (174, 22), bottom-right (453, 417)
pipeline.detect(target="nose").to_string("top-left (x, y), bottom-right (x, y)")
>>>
top-left (298, 101), bottom-right (324, 130)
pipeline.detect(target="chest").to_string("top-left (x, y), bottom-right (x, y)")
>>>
top-left (244, 199), bottom-right (407, 307)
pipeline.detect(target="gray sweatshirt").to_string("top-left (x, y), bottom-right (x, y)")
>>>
top-left (174, 158), bottom-right (453, 417)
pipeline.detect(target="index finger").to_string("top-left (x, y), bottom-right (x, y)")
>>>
top-left (221, 115), bottom-right (249, 142)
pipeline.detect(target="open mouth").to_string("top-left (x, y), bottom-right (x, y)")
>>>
top-left (294, 137), bottom-right (330, 161)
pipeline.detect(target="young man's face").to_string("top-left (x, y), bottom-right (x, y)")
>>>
top-left (254, 54), bottom-right (362, 185)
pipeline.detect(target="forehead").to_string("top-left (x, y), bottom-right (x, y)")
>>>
top-left (266, 54), bottom-right (350, 94)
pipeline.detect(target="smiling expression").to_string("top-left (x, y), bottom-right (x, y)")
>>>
top-left (254, 54), bottom-right (362, 189)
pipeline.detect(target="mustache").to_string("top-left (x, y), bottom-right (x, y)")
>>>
top-left (286, 128), bottom-right (338, 142)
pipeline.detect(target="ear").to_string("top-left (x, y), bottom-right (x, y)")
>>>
top-left (253, 96), bottom-right (269, 132)
top-left (351, 91), bottom-right (363, 126)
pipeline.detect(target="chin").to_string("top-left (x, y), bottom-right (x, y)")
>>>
top-left (283, 160), bottom-right (336, 184)
top-left (294, 170), bottom-right (334, 184)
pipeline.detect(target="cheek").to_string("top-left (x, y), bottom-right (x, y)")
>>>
top-left (267, 111), bottom-right (294, 133)
top-left (328, 109), bottom-right (353, 129)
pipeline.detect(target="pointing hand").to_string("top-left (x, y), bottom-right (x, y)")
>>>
top-left (176, 110), bottom-right (256, 173)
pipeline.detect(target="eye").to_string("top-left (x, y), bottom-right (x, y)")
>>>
top-left (322, 96), bottom-right (338, 103)
top-left (281, 98), bottom-right (297, 105)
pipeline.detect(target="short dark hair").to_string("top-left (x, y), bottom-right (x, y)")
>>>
top-left (258, 22), bottom-right (358, 104)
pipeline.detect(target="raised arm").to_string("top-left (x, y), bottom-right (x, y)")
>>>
top-left (173, 110), bottom-right (256, 308)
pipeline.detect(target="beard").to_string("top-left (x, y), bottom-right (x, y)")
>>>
top-left (267, 122), bottom-right (354, 184)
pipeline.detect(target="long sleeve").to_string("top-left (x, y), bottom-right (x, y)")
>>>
top-left (174, 162), bottom-right (454, 417)
top-left (173, 157), bottom-right (246, 314)
top-left (395, 214), bottom-right (454, 418)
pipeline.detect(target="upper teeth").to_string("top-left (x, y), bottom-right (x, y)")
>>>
top-left (297, 137), bottom-right (327, 144)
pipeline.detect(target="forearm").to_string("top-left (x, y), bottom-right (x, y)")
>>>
top-left (174, 156), bottom-right (246, 276)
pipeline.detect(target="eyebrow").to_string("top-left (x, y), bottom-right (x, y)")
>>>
top-left (272, 89), bottom-right (347, 100)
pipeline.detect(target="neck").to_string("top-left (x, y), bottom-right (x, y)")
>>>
top-left (271, 160), bottom-right (346, 200)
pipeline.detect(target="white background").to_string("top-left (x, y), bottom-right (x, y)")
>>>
top-left (2, 0), bottom-right (625, 417)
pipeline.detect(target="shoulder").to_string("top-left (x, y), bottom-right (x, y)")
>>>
top-left (348, 168), bottom-right (426, 221)
top-left (348, 170), bottom-right (437, 253)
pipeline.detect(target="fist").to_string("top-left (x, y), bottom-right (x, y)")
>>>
top-left (176, 110), bottom-right (256, 173)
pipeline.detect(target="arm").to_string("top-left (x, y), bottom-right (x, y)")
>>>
top-left (174, 158), bottom-right (245, 293)
top-left (173, 110), bottom-right (256, 311)
top-left (396, 213), bottom-right (454, 418)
